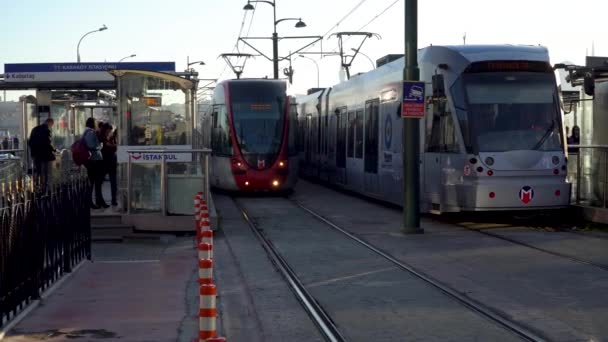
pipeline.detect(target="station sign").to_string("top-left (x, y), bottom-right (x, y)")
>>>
top-left (117, 145), bottom-right (192, 164)
top-left (3, 62), bottom-right (175, 83)
top-left (402, 81), bottom-right (425, 118)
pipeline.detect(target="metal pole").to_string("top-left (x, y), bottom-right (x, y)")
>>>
top-left (273, 33), bottom-right (279, 79)
top-left (127, 154), bottom-right (132, 214)
top-left (602, 150), bottom-right (608, 208)
top-left (402, 0), bottom-right (422, 233)
top-left (576, 150), bottom-right (581, 204)
top-left (204, 153), bottom-right (210, 202)
top-left (21, 99), bottom-right (28, 177)
top-left (160, 155), bottom-right (167, 216)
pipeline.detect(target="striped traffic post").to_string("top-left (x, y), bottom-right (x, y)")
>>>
top-left (198, 258), bottom-right (213, 285)
top-left (198, 242), bottom-right (213, 260)
top-left (199, 284), bottom-right (217, 340)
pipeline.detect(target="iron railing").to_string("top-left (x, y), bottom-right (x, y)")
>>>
top-left (568, 145), bottom-right (608, 207)
top-left (0, 174), bottom-right (91, 328)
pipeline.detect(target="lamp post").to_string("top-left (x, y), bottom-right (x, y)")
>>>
top-left (351, 48), bottom-right (375, 70)
top-left (187, 56), bottom-right (205, 72)
top-left (119, 54), bottom-right (136, 62)
top-left (77, 25), bottom-right (108, 63)
top-left (244, 1), bottom-right (306, 79)
top-left (298, 55), bottom-right (319, 87)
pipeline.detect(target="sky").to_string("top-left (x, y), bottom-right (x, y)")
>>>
top-left (1, 0), bottom-right (607, 101)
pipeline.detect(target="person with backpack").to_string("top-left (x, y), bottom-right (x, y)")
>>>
top-left (99, 123), bottom-right (118, 207)
top-left (28, 118), bottom-right (56, 188)
top-left (83, 117), bottom-right (108, 209)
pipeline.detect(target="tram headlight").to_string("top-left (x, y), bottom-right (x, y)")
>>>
top-left (552, 156), bottom-right (560, 165)
top-left (484, 157), bottom-right (494, 166)
top-left (278, 160), bottom-right (287, 168)
top-left (272, 180), bottom-right (280, 187)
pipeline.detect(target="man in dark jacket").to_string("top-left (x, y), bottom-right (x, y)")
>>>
top-left (28, 118), bottom-right (56, 188)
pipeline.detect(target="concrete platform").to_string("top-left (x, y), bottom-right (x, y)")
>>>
top-left (1, 238), bottom-right (198, 342)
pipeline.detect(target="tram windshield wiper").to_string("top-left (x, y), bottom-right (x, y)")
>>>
top-left (530, 119), bottom-right (556, 150)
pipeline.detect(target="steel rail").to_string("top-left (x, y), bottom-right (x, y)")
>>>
top-left (292, 200), bottom-right (547, 342)
top-left (233, 198), bottom-right (346, 342)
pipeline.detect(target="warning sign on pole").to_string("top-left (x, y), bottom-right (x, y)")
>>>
top-left (402, 81), bottom-right (425, 118)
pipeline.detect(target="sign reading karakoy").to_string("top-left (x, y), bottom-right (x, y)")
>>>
top-left (3, 62), bottom-right (175, 83)
top-left (117, 145), bottom-right (192, 164)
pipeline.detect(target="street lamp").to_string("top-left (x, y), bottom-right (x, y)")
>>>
top-left (299, 55), bottom-right (319, 88)
top-left (351, 48), bottom-right (375, 70)
top-left (243, 1), bottom-right (306, 79)
top-left (77, 25), bottom-right (108, 63)
top-left (119, 54), bottom-right (136, 62)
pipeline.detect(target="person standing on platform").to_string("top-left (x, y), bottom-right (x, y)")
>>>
top-left (99, 123), bottom-right (118, 208)
top-left (83, 117), bottom-right (108, 209)
top-left (28, 118), bottom-right (56, 189)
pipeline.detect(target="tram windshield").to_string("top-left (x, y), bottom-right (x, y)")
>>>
top-left (229, 81), bottom-right (286, 158)
top-left (462, 72), bottom-right (562, 152)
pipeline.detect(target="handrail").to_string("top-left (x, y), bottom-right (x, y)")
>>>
top-left (568, 145), bottom-right (608, 149)
top-left (125, 148), bottom-right (211, 215)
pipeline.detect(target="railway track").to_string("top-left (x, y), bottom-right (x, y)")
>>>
top-left (233, 195), bottom-right (547, 342)
top-left (232, 198), bottom-right (346, 342)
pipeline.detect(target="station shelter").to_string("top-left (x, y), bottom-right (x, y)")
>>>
top-left (0, 62), bottom-right (205, 229)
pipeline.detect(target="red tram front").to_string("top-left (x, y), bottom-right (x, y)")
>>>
top-left (205, 79), bottom-right (298, 192)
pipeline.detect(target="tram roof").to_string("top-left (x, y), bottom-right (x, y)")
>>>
top-left (421, 45), bottom-right (550, 64)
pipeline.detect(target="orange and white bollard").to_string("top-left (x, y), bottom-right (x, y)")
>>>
top-left (201, 229), bottom-right (213, 246)
top-left (198, 242), bottom-right (213, 260)
top-left (199, 216), bottom-right (212, 236)
top-left (194, 194), bottom-right (202, 240)
top-left (199, 284), bottom-right (217, 340)
top-left (204, 338), bottom-right (227, 342)
top-left (198, 258), bottom-right (213, 285)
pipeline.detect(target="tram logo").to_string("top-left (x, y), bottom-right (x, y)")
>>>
top-left (519, 186), bottom-right (534, 204)
top-left (384, 114), bottom-right (392, 150)
top-left (258, 159), bottom-right (265, 169)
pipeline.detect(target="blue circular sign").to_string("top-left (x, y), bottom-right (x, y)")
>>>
top-left (384, 114), bottom-right (392, 150)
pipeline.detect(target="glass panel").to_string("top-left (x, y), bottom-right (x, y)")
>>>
top-left (337, 109), bottom-right (346, 167)
top-left (365, 100), bottom-right (379, 173)
top-left (464, 72), bottom-right (561, 152)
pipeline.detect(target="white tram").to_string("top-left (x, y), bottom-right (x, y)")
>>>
top-left (297, 45), bottom-right (571, 212)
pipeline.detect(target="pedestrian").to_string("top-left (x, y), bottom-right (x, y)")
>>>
top-left (83, 117), bottom-right (108, 209)
top-left (13, 135), bottom-right (19, 150)
top-left (568, 125), bottom-right (580, 154)
top-left (99, 123), bottom-right (118, 207)
top-left (2, 137), bottom-right (8, 150)
top-left (28, 118), bottom-right (56, 189)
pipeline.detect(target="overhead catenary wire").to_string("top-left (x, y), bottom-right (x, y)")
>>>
top-left (217, 5), bottom-right (257, 81)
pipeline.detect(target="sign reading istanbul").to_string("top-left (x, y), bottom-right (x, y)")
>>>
top-left (117, 145), bottom-right (192, 164)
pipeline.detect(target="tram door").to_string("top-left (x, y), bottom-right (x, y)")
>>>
top-left (346, 109), bottom-right (364, 189)
top-left (335, 107), bottom-right (347, 185)
top-left (364, 100), bottom-right (380, 195)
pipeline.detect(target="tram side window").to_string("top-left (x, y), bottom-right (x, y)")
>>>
top-left (365, 99), bottom-right (379, 173)
top-left (347, 111), bottom-right (355, 158)
top-left (426, 108), bottom-right (458, 153)
top-left (211, 105), bottom-right (232, 155)
top-left (355, 109), bottom-right (363, 159)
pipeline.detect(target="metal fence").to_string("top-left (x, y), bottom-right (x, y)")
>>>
top-left (568, 145), bottom-right (608, 207)
top-left (0, 174), bottom-right (91, 327)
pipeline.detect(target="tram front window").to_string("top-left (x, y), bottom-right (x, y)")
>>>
top-left (464, 73), bottom-right (562, 152)
top-left (229, 81), bottom-right (286, 166)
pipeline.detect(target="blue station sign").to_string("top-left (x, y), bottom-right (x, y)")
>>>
top-left (4, 62), bottom-right (175, 83)
top-left (402, 81), bottom-right (425, 118)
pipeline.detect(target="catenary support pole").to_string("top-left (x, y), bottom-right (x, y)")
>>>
top-left (402, 0), bottom-right (422, 234)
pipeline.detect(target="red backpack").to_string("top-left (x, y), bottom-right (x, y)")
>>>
top-left (71, 133), bottom-right (91, 166)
